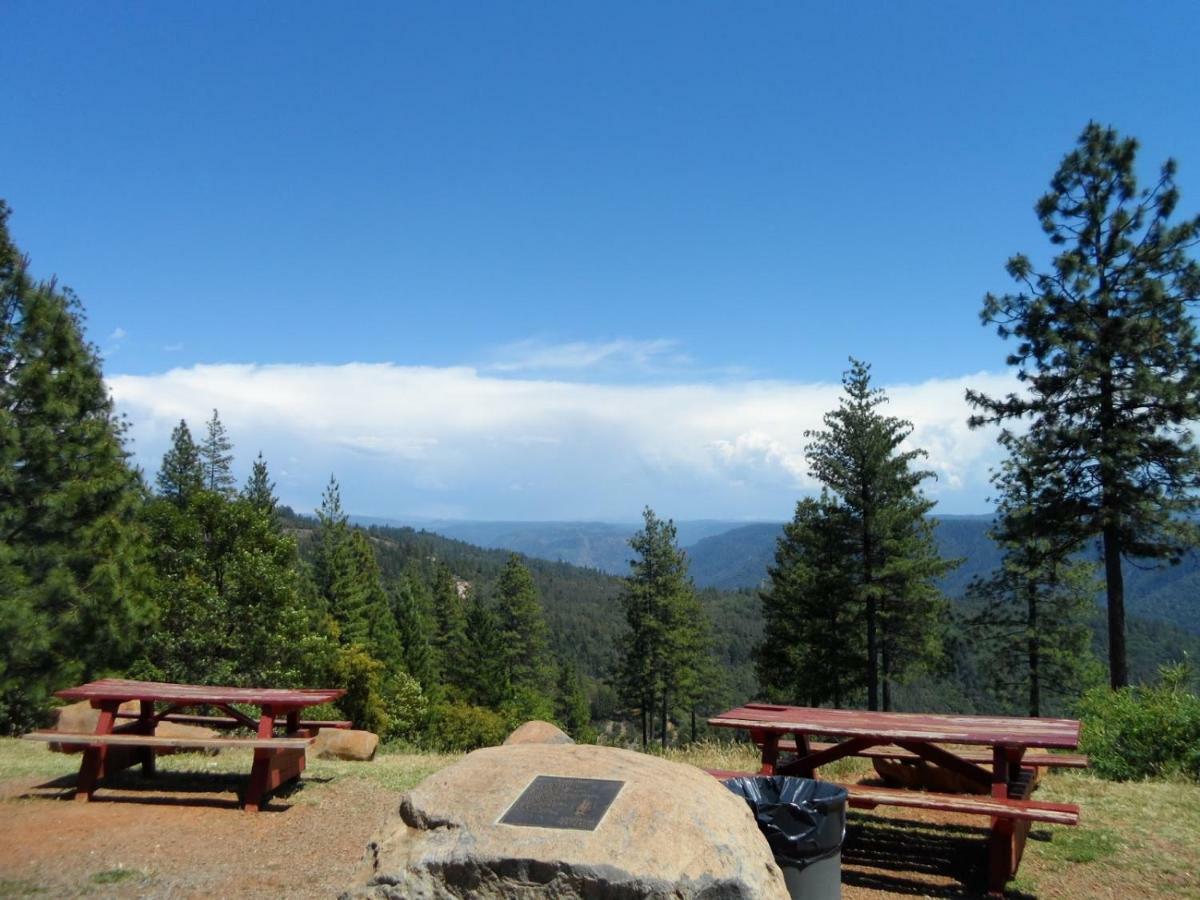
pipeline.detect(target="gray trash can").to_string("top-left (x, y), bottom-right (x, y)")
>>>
top-left (722, 775), bottom-right (847, 900)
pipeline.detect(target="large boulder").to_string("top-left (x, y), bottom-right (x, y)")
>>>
top-left (345, 743), bottom-right (788, 899)
top-left (312, 728), bottom-right (379, 761)
top-left (503, 721), bottom-right (573, 746)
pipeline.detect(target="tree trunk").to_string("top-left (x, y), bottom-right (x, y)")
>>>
top-left (1103, 523), bottom-right (1127, 688)
top-left (863, 507), bottom-right (878, 711)
top-left (690, 706), bottom-right (696, 743)
top-left (660, 688), bottom-right (668, 750)
top-left (881, 635), bottom-right (891, 712)
top-left (1027, 583), bottom-right (1040, 717)
top-left (640, 704), bottom-right (648, 750)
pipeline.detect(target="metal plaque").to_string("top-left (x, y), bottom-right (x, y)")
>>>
top-left (499, 775), bottom-right (625, 831)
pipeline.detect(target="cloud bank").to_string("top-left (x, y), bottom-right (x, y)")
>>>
top-left (107, 363), bottom-right (1016, 520)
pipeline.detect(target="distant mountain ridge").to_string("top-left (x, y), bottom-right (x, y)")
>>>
top-left (351, 513), bottom-right (1200, 636)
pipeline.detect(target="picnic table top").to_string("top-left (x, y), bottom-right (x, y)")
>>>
top-left (55, 678), bottom-right (345, 709)
top-left (708, 702), bottom-right (1081, 750)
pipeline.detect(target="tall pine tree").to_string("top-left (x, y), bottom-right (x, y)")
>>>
top-left (493, 554), bottom-right (554, 697)
top-left (804, 359), bottom-right (954, 710)
top-left (0, 202), bottom-right (150, 729)
top-left (199, 409), bottom-right (236, 495)
top-left (157, 420), bottom-right (204, 505)
top-left (968, 122), bottom-right (1200, 688)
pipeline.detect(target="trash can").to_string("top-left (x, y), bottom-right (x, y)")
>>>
top-left (722, 775), bottom-right (847, 900)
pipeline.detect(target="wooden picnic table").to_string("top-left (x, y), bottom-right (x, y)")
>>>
top-left (25, 679), bottom-right (345, 812)
top-left (708, 702), bottom-right (1084, 895)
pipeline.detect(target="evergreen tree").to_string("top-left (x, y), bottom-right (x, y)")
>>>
top-left (967, 448), bottom-right (1100, 716)
top-left (493, 554), bottom-right (554, 696)
top-left (968, 123), bottom-right (1200, 688)
top-left (156, 420), bottom-right (204, 504)
top-left (615, 507), bottom-right (711, 748)
top-left (0, 202), bottom-right (150, 728)
top-left (462, 594), bottom-right (508, 708)
top-left (555, 661), bottom-right (595, 742)
top-left (804, 359), bottom-right (954, 710)
top-left (431, 562), bottom-right (472, 695)
top-left (243, 451), bottom-right (277, 519)
top-left (757, 493), bottom-right (865, 708)
top-left (199, 409), bottom-right (236, 495)
top-left (391, 575), bottom-right (439, 693)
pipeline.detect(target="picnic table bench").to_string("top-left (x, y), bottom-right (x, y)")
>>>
top-left (23, 679), bottom-right (346, 811)
top-left (707, 702), bottom-right (1085, 895)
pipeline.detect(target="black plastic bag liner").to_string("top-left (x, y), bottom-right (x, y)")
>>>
top-left (722, 776), bottom-right (848, 868)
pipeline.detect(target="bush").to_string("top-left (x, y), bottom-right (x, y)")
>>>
top-left (425, 701), bottom-right (508, 751)
top-left (333, 644), bottom-right (427, 741)
top-left (1078, 662), bottom-right (1200, 781)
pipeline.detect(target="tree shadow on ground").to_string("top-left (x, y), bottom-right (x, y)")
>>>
top-left (840, 812), bottom-right (1036, 899)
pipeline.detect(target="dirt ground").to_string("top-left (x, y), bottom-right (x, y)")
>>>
top-left (0, 767), bottom-right (395, 898)
top-left (0, 762), bottom-right (1003, 898)
top-left (1, 745), bottom-right (1194, 899)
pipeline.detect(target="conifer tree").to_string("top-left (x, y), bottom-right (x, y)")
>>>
top-left (199, 409), bottom-right (236, 495)
top-left (804, 359), bottom-right (954, 710)
top-left (616, 507), bottom-right (711, 748)
top-left (757, 493), bottom-right (865, 708)
top-left (243, 452), bottom-right (277, 519)
top-left (431, 562), bottom-right (472, 695)
top-left (391, 575), bottom-right (439, 693)
top-left (156, 420), bottom-right (204, 504)
top-left (493, 554), bottom-right (554, 696)
top-left (555, 661), bottom-right (594, 742)
top-left (0, 202), bottom-right (150, 728)
top-left (462, 594), bottom-right (508, 708)
top-left (967, 123), bottom-right (1200, 688)
top-left (967, 447), bottom-right (1100, 716)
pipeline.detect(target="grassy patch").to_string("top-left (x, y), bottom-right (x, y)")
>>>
top-left (0, 880), bottom-right (46, 898)
top-left (90, 868), bottom-right (140, 885)
top-left (1039, 826), bottom-right (1121, 864)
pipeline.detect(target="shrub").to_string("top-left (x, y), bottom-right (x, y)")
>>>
top-left (425, 701), bottom-right (508, 752)
top-left (333, 644), bottom-right (427, 742)
top-left (1078, 662), bottom-right (1200, 781)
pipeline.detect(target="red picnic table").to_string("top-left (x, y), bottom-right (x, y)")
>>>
top-left (24, 679), bottom-right (346, 811)
top-left (708, 703), bottom-right (1084, 895)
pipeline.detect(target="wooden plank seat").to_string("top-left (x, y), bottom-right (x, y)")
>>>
top-left (23, 731), bottom-right (313, 751)
top-left (701, 770), bottom-right (1079, 826)
top-left (113, 711), bottom-right (352, 730)
top-left (770, 739), bottom-right (1088, 769)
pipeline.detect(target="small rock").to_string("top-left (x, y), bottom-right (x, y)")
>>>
top-left (312, 728), bottom-right (379, 761)
top-left (503, 720), bottom-right (574, 746)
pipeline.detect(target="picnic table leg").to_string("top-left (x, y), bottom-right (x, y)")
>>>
top-left (760, 732), bottom-right (780, 775)
top-left (243, 706), bottom-right (277, 813)
top-left (286, 710), bottom-right (299, 734)
top-left (138, 700), bottom-right (156, 776)
top-left (987, 745), bottom-right (1016, 896)
top-left (75, 700), bottom-right (120, 802)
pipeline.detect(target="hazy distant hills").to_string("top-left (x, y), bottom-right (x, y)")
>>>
top-left (353, 513), bottom-right (1200, 636)
top-left (350, 516), bottom-right (759, 574)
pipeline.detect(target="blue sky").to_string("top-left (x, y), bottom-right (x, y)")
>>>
top-left (5, 2), bottom-right (1200, 520)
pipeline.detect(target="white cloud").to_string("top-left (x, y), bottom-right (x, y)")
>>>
top-left (106, 363), bottom-right (1017, 519)
top-left (109, 327), bottom-right (127, 341)
top-left (488, 337), bottom-right (688, 374)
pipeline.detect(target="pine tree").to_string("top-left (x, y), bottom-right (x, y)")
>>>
top-left (462, 594), bottom-right (508, 708)
top-left (615, 507), bottom-right (711, 748)
top-left (431, 563), bottom-right (472, 696)
top-left (493, 554), bottom-right (554, 696)
top-left (391, 575), bottom-right (439, 693)
top-left (199, 409), bottom-right (236, 495)
top-left (967, 448), bottom-right (1100, 716)
top-left (804, 359), bottom-right (955, 710)
top-left (0, 202), bottom-right (150, 728)
top-left (243, 452), bottom-right (278, 519)
top-left (967, 123), bottom-right (1200, 689)
top-left (555, 661), bottom-right (595, 742)
top-left (757, 493), bottom-right (866, 708)
top-left (156, 420), bottom-right (204, 504)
